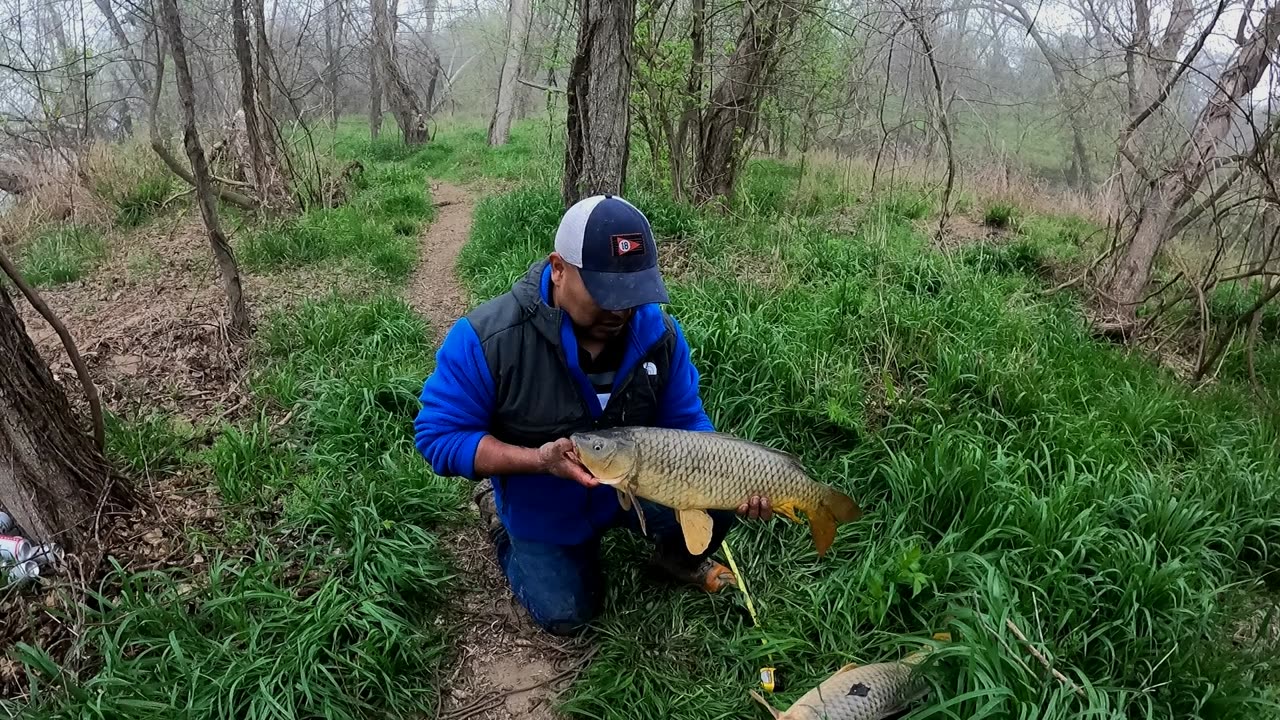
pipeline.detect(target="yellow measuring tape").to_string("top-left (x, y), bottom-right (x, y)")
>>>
top-left (722, 539), bottom-right (777, 693)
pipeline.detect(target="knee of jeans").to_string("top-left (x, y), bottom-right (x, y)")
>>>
top-left (531, 600), bottom-right (594, 636)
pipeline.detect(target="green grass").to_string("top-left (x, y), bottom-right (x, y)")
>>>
top-left (238, 157), bottom-right (435, 280)
top-left (112, 176), bottom-right (175, 228)
top-left (14, 294), bottom-right (467, 720)
top-left (15, 117), bottom-right (1280, 720)
top-left (460, 159), bottom-right (1280, 720)
top-left (10, 122), bottom-right (468, 720)
top-left (18, 225), bottom-right (108, 286)
top-left (103, 410), bottom-right (198, 480)
top-left (983, 201), bottom-right (1017, 228)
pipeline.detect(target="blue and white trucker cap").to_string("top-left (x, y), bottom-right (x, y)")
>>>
top-left (553, 194), bottom-right (669, 311)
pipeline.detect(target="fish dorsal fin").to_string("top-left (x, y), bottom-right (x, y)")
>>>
top-left (701, 432), bottom-right (808, 473)
top-left (748, 690), bottom-right (782, 719)
top-left (834, 661), bottom-right (861, 675)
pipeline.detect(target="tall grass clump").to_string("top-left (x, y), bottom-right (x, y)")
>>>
top-left (239, 163), bottom-right (431, 280)
top-left (112, 176), bottom-right (175, 228)
top-left (103, 410), bottom-right (197, 480)
top-left (83, 140), bottom-right (177, 228)
top-left (983, 200), bottom-right (1017, 228)
top-left (18, 225), bottom-right (107, 286)
top-left (464, 184), bottom-right (1280, 720)
top-left (13, 292), bottom-right (466, 720)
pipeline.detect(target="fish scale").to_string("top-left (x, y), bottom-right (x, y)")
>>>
top-left (570, 427), bottom-right (861, 557)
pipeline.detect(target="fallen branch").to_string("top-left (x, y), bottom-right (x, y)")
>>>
top-left (1005, 619), bottom-right (1085, 698)
top-left (517, 77), bottom-right (566, 94)
top-left (0, 244), bottom-right (105, 452)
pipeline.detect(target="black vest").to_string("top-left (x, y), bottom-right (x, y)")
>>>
top-left (464, 258), bottom-right (678, 542)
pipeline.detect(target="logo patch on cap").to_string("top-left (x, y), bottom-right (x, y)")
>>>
top-left (611, 233), bottom-right (646, 257)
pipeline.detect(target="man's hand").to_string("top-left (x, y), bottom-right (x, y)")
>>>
top-left (737, 495), bottom-right (772, 520)
top-left (538, 438), bottom-right (599, 488)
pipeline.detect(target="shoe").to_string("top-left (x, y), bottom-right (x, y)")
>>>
top-left (650, 554), bottom-right (737, 593)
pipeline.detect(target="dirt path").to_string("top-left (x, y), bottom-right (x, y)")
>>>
top-left (407, 181), bottom-right (589, 720)
top-left (406, 181), bottom-right (474, 339)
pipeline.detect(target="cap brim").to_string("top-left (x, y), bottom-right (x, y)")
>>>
top-left (579, 266), bottom-right (670, 310)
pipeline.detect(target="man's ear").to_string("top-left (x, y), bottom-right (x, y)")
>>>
top-left (548, 252), bottom-right (565, 283)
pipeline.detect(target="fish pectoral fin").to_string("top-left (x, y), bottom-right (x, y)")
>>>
top-left (634, 495), bottom-right (648, 536)
top-left (834, 661), bottom-right (861, 674)
top-left (616, 488), bottom-right (632, 511)
top-left (676, 508), bottom-right (714, 555)
top-left (748, 690), bottom-right (782, 719)
top-left (808, 505), bottom-right (837, 557)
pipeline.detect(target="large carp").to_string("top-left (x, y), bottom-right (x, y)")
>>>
top-left (569, 427), bottom-right (861, 557)
top-left (749, 634), bottom-right (950, 720)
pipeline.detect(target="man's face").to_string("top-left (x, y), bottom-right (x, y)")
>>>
top-left (549, 253), bottom-right (635, 340)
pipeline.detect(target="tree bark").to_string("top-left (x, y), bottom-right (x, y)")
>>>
top-left (671, 0), bottom-right (705, 202)
top-left (372, 0), bottom-right (428, 144)
top-left (324, 0), bottom-right (342, 128)
top-left (692, 0), bottom-right (801, 205)
top-left (369, 37), bottom-right (383, 139)
top-left (489, 0), bottom-right (531, 146)
top-left (231, 0), bottom-right (271, 197)
top-left (251, 0), bottom-right (274, 118)
top-left (562, 0), bottom-right (636, 207)
top-left (423, 0), bottom-right (441, 111)
top-left (1103, 3), bottom-right (1280, 319)
top-left (158, 0), bottom-right (252, 341)
top-left (233, 0), bottom-right (292, 212)
top-left (0, 283), bottom-right (119, 554)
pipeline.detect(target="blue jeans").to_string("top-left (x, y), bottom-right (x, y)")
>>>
top-left (492, 500), bottom-right (738, 636)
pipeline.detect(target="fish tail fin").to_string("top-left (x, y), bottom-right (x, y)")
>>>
top-left (824, 487), bottom-right (862, 524)
top-left (808, 504), bottom-right (837, 557)
top-left (748, 690), bottom-right (782, 719)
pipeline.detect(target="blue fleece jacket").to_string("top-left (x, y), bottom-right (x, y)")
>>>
top-left (413, 263), bottom-right (713, 544)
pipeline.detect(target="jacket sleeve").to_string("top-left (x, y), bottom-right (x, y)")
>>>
top-left (655, 315), bottom-right (715, 432)
top-left (414, 318), bottom-right (495, 480)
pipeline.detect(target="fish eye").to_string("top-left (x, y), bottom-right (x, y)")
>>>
top-left (593, 442), bottom-right (604, 451)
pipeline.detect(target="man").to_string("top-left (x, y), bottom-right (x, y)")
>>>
top-left (413, 193), bottom-right (772, 637)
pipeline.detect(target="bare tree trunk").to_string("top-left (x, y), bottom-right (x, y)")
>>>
top-left (0, 283), bottom-right (121, 555)
top-left (324, 0), bottom-right (342, 128)
top-left (251, 0), bottom-right (274, 118)
top-left (1103, 3), bottom-right (1280, 320)
top-left (373, 0), bottom-right (428, 144)
top-left (158, 0), bottom-right (252, 341)
top-left (93, 0), bottom-right (151, 103)
top-left (369, 40), bottom-right (383, 139)
top-left (672, 0), bottom-right (705, 201)
top-left (692, 0), bottom-right (800, 205)
top-left (562, 0), bottom-right (637, 207)
top-left (902, 2), bottom-right (954, 240)
top-left (230, 0), bottom-right (293, 212)
top-left (423, 0), bottom-right (441, 110)
top-left (489, 0), bottom-right (531, 146)
top-left (982, 0), bottom-right (1092, 186)
top-left (231, 0), bottom-right (271, 196)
